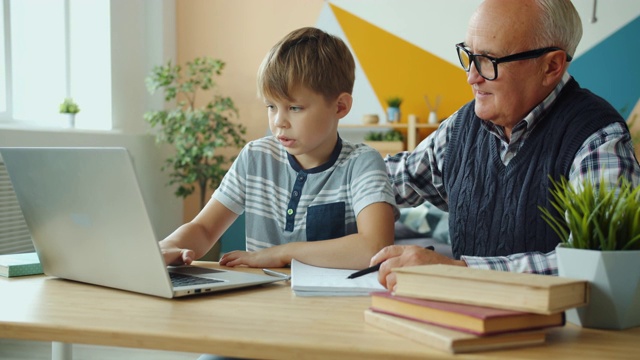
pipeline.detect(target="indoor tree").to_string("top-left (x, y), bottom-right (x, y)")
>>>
top-left (144, 57), bottom-right (246, 210)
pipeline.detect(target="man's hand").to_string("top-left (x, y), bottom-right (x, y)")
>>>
top-left (370, 245), bottom-right (466, 290)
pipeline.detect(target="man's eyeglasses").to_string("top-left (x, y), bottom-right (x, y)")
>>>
top-left (455, 42), bottom-right (572, 81)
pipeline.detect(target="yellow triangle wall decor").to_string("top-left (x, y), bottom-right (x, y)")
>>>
top-left (330, 4), bottom-right (473, 125)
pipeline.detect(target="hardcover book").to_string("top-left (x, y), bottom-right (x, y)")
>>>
top-left (393, 264), bottom-right (588, 314)
top-left (370, 291), bottom-right (564, 335)
top-left (364, 309), bottom-right (546, 354)
top-left (0, 252), bottom-right (43, 278)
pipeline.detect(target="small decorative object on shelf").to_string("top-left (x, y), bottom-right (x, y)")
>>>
top-left (424, 95), bottom-right (441, 125)
top-left (364, 130), bottom-right (405, 157)
top-left (59, 97), bottom-right (80, 128)
top-left (386, 97), bottom-right (402, 123)
top-left (361, 114), bottom-right (379, 125)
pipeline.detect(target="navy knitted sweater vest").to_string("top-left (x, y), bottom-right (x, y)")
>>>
top-left (443, 78), bottom-right (624, 259)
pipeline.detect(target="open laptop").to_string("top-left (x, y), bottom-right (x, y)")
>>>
top-left (0, 147), bottom-right (284, 298)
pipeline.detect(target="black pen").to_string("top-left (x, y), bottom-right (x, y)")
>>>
top-left (346, 245), bottom-right (435, 279)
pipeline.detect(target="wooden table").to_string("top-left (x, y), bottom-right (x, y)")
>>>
top-left (1, 263), bottom-right (638, 359)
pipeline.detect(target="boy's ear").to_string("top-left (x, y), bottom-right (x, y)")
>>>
top-left (335, 93), bottom-right (353, 119)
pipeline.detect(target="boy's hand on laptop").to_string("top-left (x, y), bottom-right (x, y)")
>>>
top-left (162, 247), bottom-right (195, 266)
top-left (219, 248), bottom-right (288, 268)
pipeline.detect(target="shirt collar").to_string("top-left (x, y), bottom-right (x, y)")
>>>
top-left (523, 72), bottom-right (572, 129)
top-left (287, 136), bottom-right (343, 174)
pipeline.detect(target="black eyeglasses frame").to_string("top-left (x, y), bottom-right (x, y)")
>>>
top-left (455, 42), bottom-right (573, 81)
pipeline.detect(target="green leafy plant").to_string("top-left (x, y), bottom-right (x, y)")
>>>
top-left (364, 130), bottom-right (404, 142)
top-left (386, 97), bottom-right (403, 108)
top-left (59, 98), bottom-right (80, 114)
top-left (144, 57), bottom-right (247, 210)
top-left (539, 177), bottom-right (640, 250)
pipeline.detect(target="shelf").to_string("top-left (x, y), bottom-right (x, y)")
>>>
top-left (339, 123), bottom-right (438, 129)
top-left (339, 117), bottom-right (439, 152)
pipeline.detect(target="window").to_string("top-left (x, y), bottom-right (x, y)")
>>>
top-left (1, 0), bottom-right (111, 130)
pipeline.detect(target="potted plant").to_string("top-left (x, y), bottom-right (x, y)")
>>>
top-left (386, 97), bottom-right (403, 123)
top-left (59, 97), bottom-right (80, 128)
top-left (144, 57), bottom-right (247, 259)
top-left (539, 177), bottom-right (640, 329)
top-left (364, 130), bottom-right (404, 157)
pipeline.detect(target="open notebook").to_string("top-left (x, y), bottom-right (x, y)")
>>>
top-left (290, 259), bottom-right (385, 296)
top-left (0, 147), bottom-right (284, 298)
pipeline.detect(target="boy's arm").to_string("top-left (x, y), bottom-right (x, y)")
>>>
top-left (220, 201), bottom-right (395, 269)
top-left (160, 198), bottom-right (239, 265)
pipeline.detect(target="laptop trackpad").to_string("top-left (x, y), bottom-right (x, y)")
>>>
top-left (169, 266), bottom-right (225, 276)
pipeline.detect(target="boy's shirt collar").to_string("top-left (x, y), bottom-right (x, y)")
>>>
top-left (287, 136), bottom-right (343, 174)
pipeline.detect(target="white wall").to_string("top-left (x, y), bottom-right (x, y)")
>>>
top-left (0, 0), bottom-right (181, 239)
top-left (0, 129), bottom-right (181, 239)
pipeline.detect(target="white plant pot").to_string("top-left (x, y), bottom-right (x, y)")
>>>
top-left (556, 245), bottom-right (640, 330)
top-left (66, 114), bottom-right (76, 128)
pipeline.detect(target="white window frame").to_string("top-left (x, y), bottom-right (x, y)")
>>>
top-left (0, 0), bottom-right (175, 134)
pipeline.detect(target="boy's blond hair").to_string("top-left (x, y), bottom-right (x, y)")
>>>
top-left (257, 27), bottom-right (355, 103)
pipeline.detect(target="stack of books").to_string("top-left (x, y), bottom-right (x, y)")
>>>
top-left (365, 264), bottom-right (589, 354)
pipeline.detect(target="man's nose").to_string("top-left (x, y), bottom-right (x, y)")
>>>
top-left (466, 61), bottom-right (484, 85)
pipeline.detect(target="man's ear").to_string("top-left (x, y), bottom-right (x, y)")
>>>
top-left (335, 92), bottom-right (353, 119)
top-left (541, 51), bottom-right (568, 86)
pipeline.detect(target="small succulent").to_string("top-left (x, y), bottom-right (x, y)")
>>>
top-left (59, 98), bottom-right (80, 114)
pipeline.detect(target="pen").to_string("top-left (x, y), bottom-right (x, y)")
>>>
top-left (262, 268), bottom-right (291, 281)
top-left (346, 245), bottom-right (435, 279)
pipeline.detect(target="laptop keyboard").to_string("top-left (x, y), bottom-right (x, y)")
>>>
top-left (169, 272), bottom-right (224, 287)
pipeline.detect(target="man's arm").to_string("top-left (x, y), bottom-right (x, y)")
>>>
top-left (462, 251), bottom-right (557, 275)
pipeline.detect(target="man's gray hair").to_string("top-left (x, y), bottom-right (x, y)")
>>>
top-left (533, 0), bottom-right (583, 58)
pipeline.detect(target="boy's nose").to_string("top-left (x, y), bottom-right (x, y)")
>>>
top-left (273, 113), bottom-right (289, 127)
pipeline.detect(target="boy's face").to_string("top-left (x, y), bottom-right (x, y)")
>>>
top-left (266, 86), bottom-right (351, 170)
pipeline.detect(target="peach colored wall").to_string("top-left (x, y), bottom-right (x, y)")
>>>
top-left (176, 0), bottom-right (325, 221)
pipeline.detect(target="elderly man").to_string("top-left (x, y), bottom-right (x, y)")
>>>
top-left (373, 0), bottom-right (640, 289)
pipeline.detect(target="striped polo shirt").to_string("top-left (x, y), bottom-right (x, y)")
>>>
top-left (213, 136), bottom-right (398, 252)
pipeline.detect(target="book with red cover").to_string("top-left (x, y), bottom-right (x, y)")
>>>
top-left (370, 291), bottom-right (564, 335)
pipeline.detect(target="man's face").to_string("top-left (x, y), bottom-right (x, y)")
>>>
top-left (464, 0), bottom-right (550, 134)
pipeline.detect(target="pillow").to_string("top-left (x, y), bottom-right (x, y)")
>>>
top-left (395, 203), bottom-right (450, 244)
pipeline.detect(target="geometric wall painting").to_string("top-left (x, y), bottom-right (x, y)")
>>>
top-left (570, 16), bottom-right (640, 119)
top-left (329, 4), bottom-right (472, 126)
top-left (315, 3), bottom-right (383, 125)
top-left (330, 4), bottom-right (472, 126)
top-left (317, 0), bottom-right (640, 129)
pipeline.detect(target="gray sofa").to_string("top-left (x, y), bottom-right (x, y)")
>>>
top-left (393, 203), bottom-right (453, 258)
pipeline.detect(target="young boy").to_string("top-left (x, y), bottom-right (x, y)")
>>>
top-left (160, 27), bottom-right (398, 269)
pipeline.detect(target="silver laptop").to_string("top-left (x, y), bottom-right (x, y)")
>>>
top-left (0, 147), bottom-right (284, 298)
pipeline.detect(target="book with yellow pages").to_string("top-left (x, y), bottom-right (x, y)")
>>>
top-left (364, 310), bottom-right (546, 354)
top-left (393, 264), bottom-right (588, 314)
top-left (370, 291), bottom-right (564, 335)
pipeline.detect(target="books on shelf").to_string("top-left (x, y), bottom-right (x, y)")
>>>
top-left (370, 291), bottom-right (564, 335)
top-left (393, 264), bottom-right (588, 314)
top-left (364, 309), bottom-right (546, 354)
top-left (290, 259), bottom-right (385, 296)
top-left (0, 252), bottom-right (43, 278)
